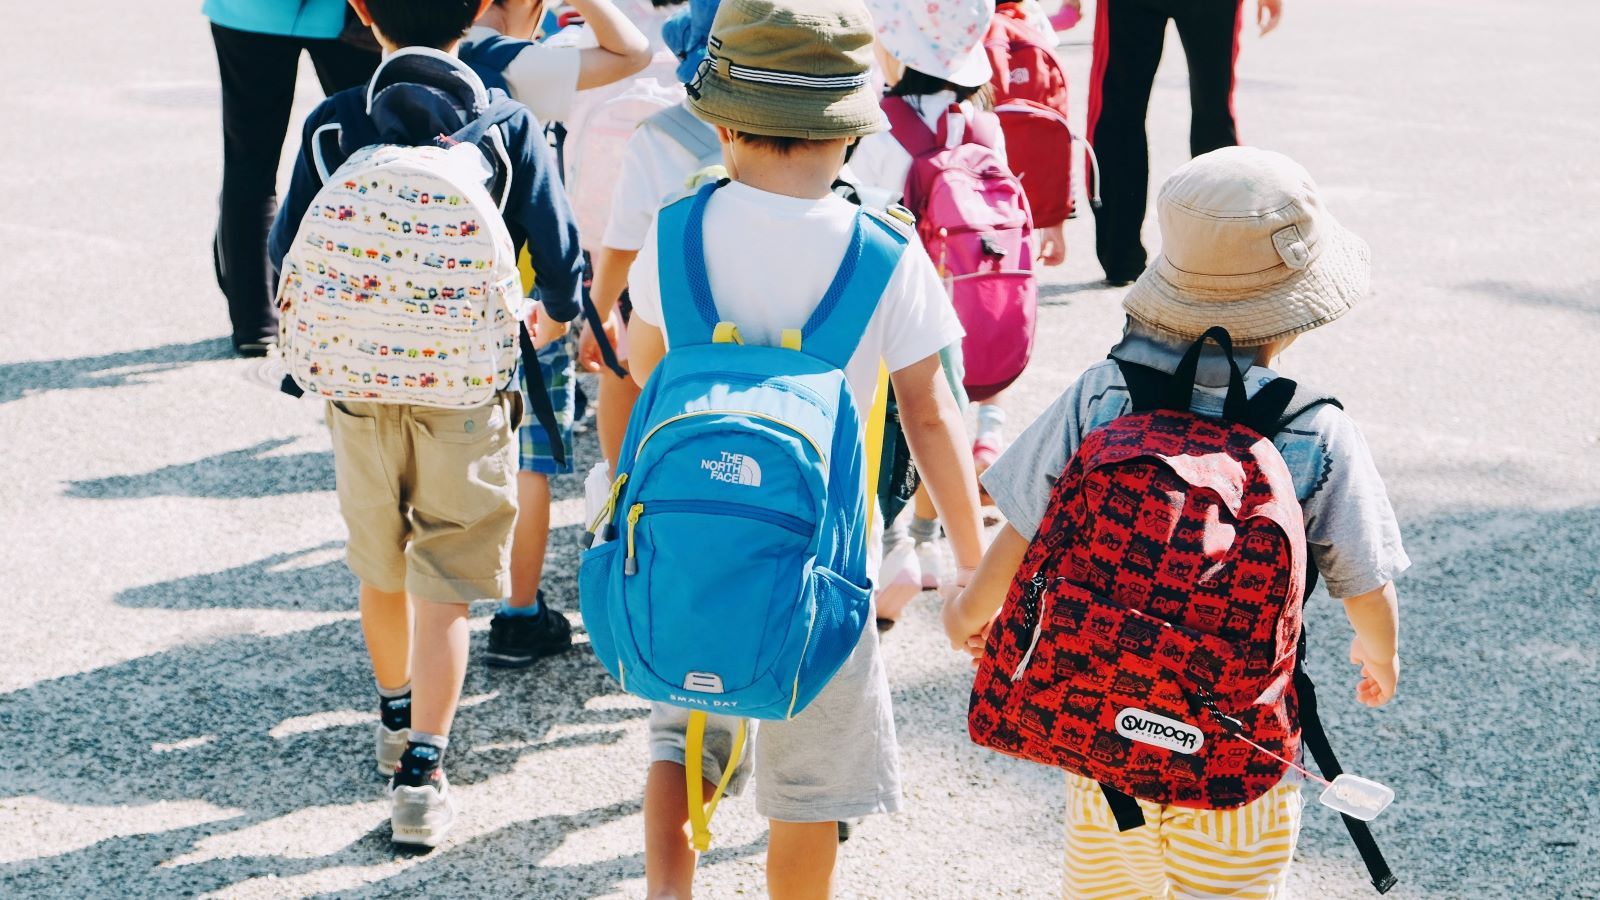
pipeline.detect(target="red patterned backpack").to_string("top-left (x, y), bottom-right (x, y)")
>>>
top-left (969, 328), bottom-right (1397, 893)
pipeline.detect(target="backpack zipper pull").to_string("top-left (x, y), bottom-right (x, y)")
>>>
top-left (583, 473), bottom-right (628, 548)
top-left (1011, 573), bottom-right (1049, 680)
top-left (624, 503), bottom-right (645, 575)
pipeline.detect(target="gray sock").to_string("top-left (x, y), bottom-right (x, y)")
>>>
top-left (909, 516), bottom-right (939, 545)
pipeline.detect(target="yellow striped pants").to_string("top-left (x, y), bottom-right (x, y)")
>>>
top-left (1064, 774), bottom-right (1303, 899)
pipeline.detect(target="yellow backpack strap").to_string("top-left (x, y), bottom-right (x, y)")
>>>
top-left (780, 328), bottom-right (803, 351)
top-left (712, 322), bottom-right (744, 345)
top-left (863, 361), bottom-right (890, 536)
top-left (685, 711), bottom-right (748, 853)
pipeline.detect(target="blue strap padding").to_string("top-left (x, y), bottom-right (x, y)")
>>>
top-left (461, 35), bottom-right (525, 90)
top-left (656, 184), bottom-right (718, 347)
top-left (658, 181), bottom-right (907, 362)
top-left (801, 211), bottom-right (906, 369)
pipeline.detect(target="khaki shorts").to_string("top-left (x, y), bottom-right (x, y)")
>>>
top-left (325, 392), bottom-right (522, 603)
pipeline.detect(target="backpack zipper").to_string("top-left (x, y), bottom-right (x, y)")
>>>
top-left (622, 500), bottom-right (809, 577)
top-left (636, 409), bottom-right (823, 461)
top-left (583, 473), bottom-right (628, 547)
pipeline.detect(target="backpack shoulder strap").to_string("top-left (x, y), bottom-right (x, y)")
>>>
top-left (1113, 358), bottom-right (1170, 414)
top-left (644, 104), bottom-right (723, 168)
top-left (313, 90), bottom-right (381, 185)
top-left (883, 96), bottom-right (938, 158)
top-left (797, 209), bottom-right (908, 370)
top-left (656, 180), bottom-right (723, 347)
top-left (1243, 377), bottom-right (1343, 438)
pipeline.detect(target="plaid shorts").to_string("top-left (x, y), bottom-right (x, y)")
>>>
top-left (517, 338), bottom-right (576, 475)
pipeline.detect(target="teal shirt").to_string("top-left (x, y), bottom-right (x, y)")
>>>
top-left (202, 0), bottom-right (347, 39)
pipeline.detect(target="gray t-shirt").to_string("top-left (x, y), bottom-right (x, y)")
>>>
top-left (982, 332), bottom-right (1410, 599)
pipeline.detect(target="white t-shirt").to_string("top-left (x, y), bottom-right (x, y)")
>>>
top-left (628, 181), bottom-right (964, 413)
top-left (601, 111), bottom-right (709, 252)
top-left (465, 25), bottom-right (581, 123)
top-left (849, 92), bottom-right (1008, 199)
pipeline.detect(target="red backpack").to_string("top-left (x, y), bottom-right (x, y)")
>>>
top-left (984, 4), bottom-right (1099, 228)
top-left (969, 329), bottom-right (1397, 893)
top-left (885, 96), bottom-right (1036, 402)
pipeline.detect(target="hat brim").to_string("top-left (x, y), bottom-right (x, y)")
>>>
top-left (943, 42), bottom-right (994, 88)
top-left (1121, 224), bottom-right (1372, 347)
top-left (689, 70), bottom-right (887, 139)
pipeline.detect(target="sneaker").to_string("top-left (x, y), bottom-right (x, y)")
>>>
top-left (485, 596), bottom-right (573, 668)
top-left (389, 770), bottom-right (454, 848)
top-left (915, 539), bottom-right (946, 591)
top-left (376, 724), bottom-right (409, 777)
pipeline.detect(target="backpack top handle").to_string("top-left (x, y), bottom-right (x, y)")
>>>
top-left (1163, 326), bottom-right (1250, 423)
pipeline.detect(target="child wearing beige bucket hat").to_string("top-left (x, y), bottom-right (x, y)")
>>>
top-left (948, 146), bottom-right (1409, 896)
top-left (619, 1), bottom-right (987, 896)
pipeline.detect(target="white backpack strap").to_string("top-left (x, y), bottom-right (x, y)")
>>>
top-left (311, 123), bottom-right (343, 184)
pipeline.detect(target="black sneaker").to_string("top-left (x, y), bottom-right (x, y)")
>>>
top-left (485, 596), bottom-right (573, 668)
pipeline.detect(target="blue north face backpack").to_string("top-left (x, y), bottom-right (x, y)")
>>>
top-left (578, 180), bottom-right (907, 848)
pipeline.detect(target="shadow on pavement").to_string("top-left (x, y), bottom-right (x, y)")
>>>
top-left (116, 542), bottom-right (354, 612)
top-left (0, 338), bottom-right (235, 406)
top-left (0, 604), bottom-right (650, 896)
top-left (1460, 278), bottom-right (1600, 316)
top-left (1038, 280), bottom-right (1115, 306)
top-left (65, 438), bottom-right (335, 500)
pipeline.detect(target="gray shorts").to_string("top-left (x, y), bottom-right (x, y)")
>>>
top-left (647, 618), bottom-right (902, 823)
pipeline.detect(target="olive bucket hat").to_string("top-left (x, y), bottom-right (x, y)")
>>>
top-left (1122, 146), bottom-right (1373, 347)
top-left (686, 0), bottom-right (886, 140)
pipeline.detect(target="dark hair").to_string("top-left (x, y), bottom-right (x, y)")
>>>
top-left (888, 68), bottom-right (994, 110)
top-left (364, 0), bottom-right (484, 49)
top-left (730, 130), bottom-right (813, 156)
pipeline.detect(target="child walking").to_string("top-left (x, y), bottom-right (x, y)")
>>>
top-left (946, 147), bottom-right (1407, 898)
top-left (267, 0), bottom-right (584, 847)
top-left (619, 0), bottom-right (986, 894)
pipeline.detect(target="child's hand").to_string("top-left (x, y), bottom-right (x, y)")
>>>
top-left (1350, 636), bottom-right (1398, 707)
top-left (531, 307), bottom-right (569, 349)
top-left (578, 311), bottom-right (619, 372)
top-left (941, 581), bottom-right (989, 659)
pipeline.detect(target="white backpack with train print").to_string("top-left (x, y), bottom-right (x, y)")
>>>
top-left (275, 98), bottom-right (526, 408)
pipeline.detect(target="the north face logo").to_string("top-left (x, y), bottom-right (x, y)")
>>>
top-left (701, 451), bottom-right (762, 487)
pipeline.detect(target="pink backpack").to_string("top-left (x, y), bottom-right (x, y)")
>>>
top-left (886, 97), bottom-right (1038, 401)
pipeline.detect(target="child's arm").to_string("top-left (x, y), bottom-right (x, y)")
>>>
top-left (892, 353), bottom-right (984, 574)
top-left (567, 0), bottom-right (652, 90)
top-left (506, 117), bottom-right (585, 326)
top-left (943, 524), bottom-right (1028, 659)
top-left (628, 319), bottom-right (666, 387)
top-left (1342, 581), bottom-right (1399, 707)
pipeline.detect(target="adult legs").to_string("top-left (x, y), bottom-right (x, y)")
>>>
top-left (211, 24), bottom-right (303, 351)
top-left (304, 36), bottom-right (382, 95)
top-left (1173, 0), bottom-right (1245, 157)
top-left (1086, 0), bottom-right (1171, 282)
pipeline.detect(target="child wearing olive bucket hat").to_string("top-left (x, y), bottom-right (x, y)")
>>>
top-left (948, 147), bottom-right (1409, 897)
top-left (613, 0), bottom-right (986, 895)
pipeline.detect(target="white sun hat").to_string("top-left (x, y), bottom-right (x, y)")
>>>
top-left (869, 0), bottom-right (995, 88)
top-left (1122, 146), bottom-right (1373, 347)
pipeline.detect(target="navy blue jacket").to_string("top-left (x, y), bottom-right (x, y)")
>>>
top-left (267, 49), bottom-right (583, 324)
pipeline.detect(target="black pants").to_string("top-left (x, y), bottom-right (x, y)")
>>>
top-left (211, 23), bottom-right (378, 348)
top-left (1086, 0), bottom-right (1242, 281)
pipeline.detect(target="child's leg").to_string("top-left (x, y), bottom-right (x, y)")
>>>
top-left (1062, 773), bottom-right (1164, 900)
top-left (410, 599), bottom-right (472, 736)
top-left (509, 471), bottom-right (552, 606)
top-left (909, 485), bottom-right (943, 590)
top-left (1160, 782), bottom-right (1303, 898)
top-left (766, 821), bottom-right (838, 900)
top-left (644, 760), bottom-right (715, 900)
top-left (359, 581), bottom-right (412, 690)
top-left (598, 366), bottom-right (642, 474)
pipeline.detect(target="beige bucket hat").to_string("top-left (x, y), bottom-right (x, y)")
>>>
top-left (1122, 146), bottom-right (1373, 347)
top-left (687, 0), bottom-right (886, 140)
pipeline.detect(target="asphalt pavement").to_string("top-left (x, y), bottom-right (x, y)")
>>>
top-left (2, 1), bottom-right (1598, 897)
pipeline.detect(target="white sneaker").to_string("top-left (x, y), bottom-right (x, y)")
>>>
top-left (915, 540), bottom-right (946, 591)
top-left (390, 770), bottom-right (454, 848)
top-left (877, 539), bottom-right (922, 624)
